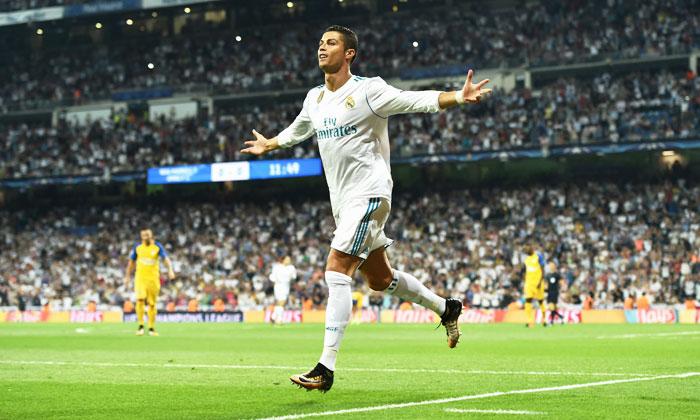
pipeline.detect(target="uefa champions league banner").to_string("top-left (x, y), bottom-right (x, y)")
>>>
top-left (2, 310), bottom-right (122, 323)
top-left (264, 309), bottom-right (302, 323)
top-left (389, 309), bottom-right (498, 324)
top-left (388, 308), bottom-right (584, 324)
top-left (624, 309), bottom-right (677, 324)
top-left (678, 309), bottom-right (700, 324)
top-left (122, 311), bottom-right (244, 323)
top-left (534, 309), bottom-right (582, 324)
top-left (354, 308), bottom-right (380, 323)
top-left (3, 310), bottom-right (52, 323)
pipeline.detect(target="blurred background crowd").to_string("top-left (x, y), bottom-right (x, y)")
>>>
top-left (2, 181), bottom-right (699, 311)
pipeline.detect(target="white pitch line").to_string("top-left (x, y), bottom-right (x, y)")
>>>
top-left (597, 331), bottom-right (700, 339)
top-left (254, 372), bottom-right (700, 420)
top-left (0, 360), bottom-right (657, 377)
top-left (444, 408), bottom-right (545, 415)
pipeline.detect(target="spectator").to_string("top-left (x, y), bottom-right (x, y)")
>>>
top-left (637, 293), bottom-right (651, 310)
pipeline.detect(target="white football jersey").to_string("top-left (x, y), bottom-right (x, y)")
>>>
top-left (277, 76), bottom-right (441, 214)
top-left (269, 263), bottom-right (297, 287)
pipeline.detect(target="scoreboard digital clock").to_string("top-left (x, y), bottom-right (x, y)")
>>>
top-left (147, 158), bottom-right (322, 185)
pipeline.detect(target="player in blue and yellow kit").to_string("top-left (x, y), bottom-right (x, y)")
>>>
top-left (522, 244), bottom-right (546, 328)
top-left (124, 229), bottom-right (175, 336)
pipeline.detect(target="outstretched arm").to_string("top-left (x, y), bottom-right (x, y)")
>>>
top-left (241, 95), bottom-right (315, 157)
top-left (367, 69), bottom-right (491, 117)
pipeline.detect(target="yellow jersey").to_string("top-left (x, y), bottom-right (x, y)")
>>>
top-left (352, 291), bottom-right (364, 309)
top-left (130, 242), bottom-right (167, 283)
top-left (524, 252), bottom-right (545, 287)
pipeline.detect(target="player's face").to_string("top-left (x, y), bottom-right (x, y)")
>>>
top-left (318, 32), bottom-right (352, 73)
top-left (140, 230), bottom-right (153, 245)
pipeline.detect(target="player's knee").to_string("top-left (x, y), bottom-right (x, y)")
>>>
top-left (325, 251), bottom-right (360, 277)
top-left (364, 273), bottom-right (392, 291)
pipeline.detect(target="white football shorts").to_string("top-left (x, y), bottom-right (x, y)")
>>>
top-left (274, 284), bottom-right (290, 302)
top-left (331, 197), bottom-right (393, 260)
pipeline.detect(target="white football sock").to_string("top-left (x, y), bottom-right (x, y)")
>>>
top-left (386, 270), bottom-right (446, 315)
top-left (273, 305), bottom-right (284, 324)
top-left (318, 271), bottom-right (352, 371)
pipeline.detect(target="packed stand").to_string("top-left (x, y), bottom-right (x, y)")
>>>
top-left (1, 181), bottom-right (699, 312)
top-left (1, 0), bottom-right (698, 111)
top-left (1, 69), bottom-right (698, 179)
top-left (391, 70), bottom-right (700, 154)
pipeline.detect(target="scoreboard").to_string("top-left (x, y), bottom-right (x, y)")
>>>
top-left (147, 158), bottom-right (322, 185)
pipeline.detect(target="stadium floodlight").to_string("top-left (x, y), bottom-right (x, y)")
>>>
top-left (235, 35), bottom-right (242, 42)
top-left (151, 11), bottom-right (158, 18)
top-left (95, 22), bottom-right (103, 29)
top-left (36, 28), bottom-right (44, 35)
top-left (412, 41), bottom-right (418, 48)
top-left (184, 7), bottom-right (191, 13)
top-left (126, 19), bottom-right (134, 26)
top-left (147, 62), bottom-right (155, 70)
top-left (287, 2), bottom-right (294, 8)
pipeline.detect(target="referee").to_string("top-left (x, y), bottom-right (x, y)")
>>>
top-left (546, 262), bottom-right (563, 325)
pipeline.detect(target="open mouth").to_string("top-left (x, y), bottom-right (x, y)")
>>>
top-left (318, 54), bottom-right (328, 60)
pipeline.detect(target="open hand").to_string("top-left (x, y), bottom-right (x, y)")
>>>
top-left (462, 69), bottom-right (491, 103)
top-left (241, 129), bottom-right (272, 156)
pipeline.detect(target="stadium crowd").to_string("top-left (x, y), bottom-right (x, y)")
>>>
top-left (1, 0), bottom-right (698, 111)
top-left (1, 70), bottom-right (698, 179)
top-left (1, 181), bottom-right (699, 312)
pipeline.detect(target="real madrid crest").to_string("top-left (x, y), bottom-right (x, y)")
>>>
top-left (345, 96), bottom-right (355, 109)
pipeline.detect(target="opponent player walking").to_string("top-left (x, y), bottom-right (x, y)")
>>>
top-left (124, 229), bottom-right (175, 336)
top-left (242, 25), bottom-right (491, 392)
top-left (522, 244), bottom-right (547, 328)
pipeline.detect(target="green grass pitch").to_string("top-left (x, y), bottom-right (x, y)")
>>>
top-left (1, 322), bottom-right (698, 419)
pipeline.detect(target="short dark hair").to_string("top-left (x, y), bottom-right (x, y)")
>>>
top-left (325, 25), bottom-right (358, 64)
